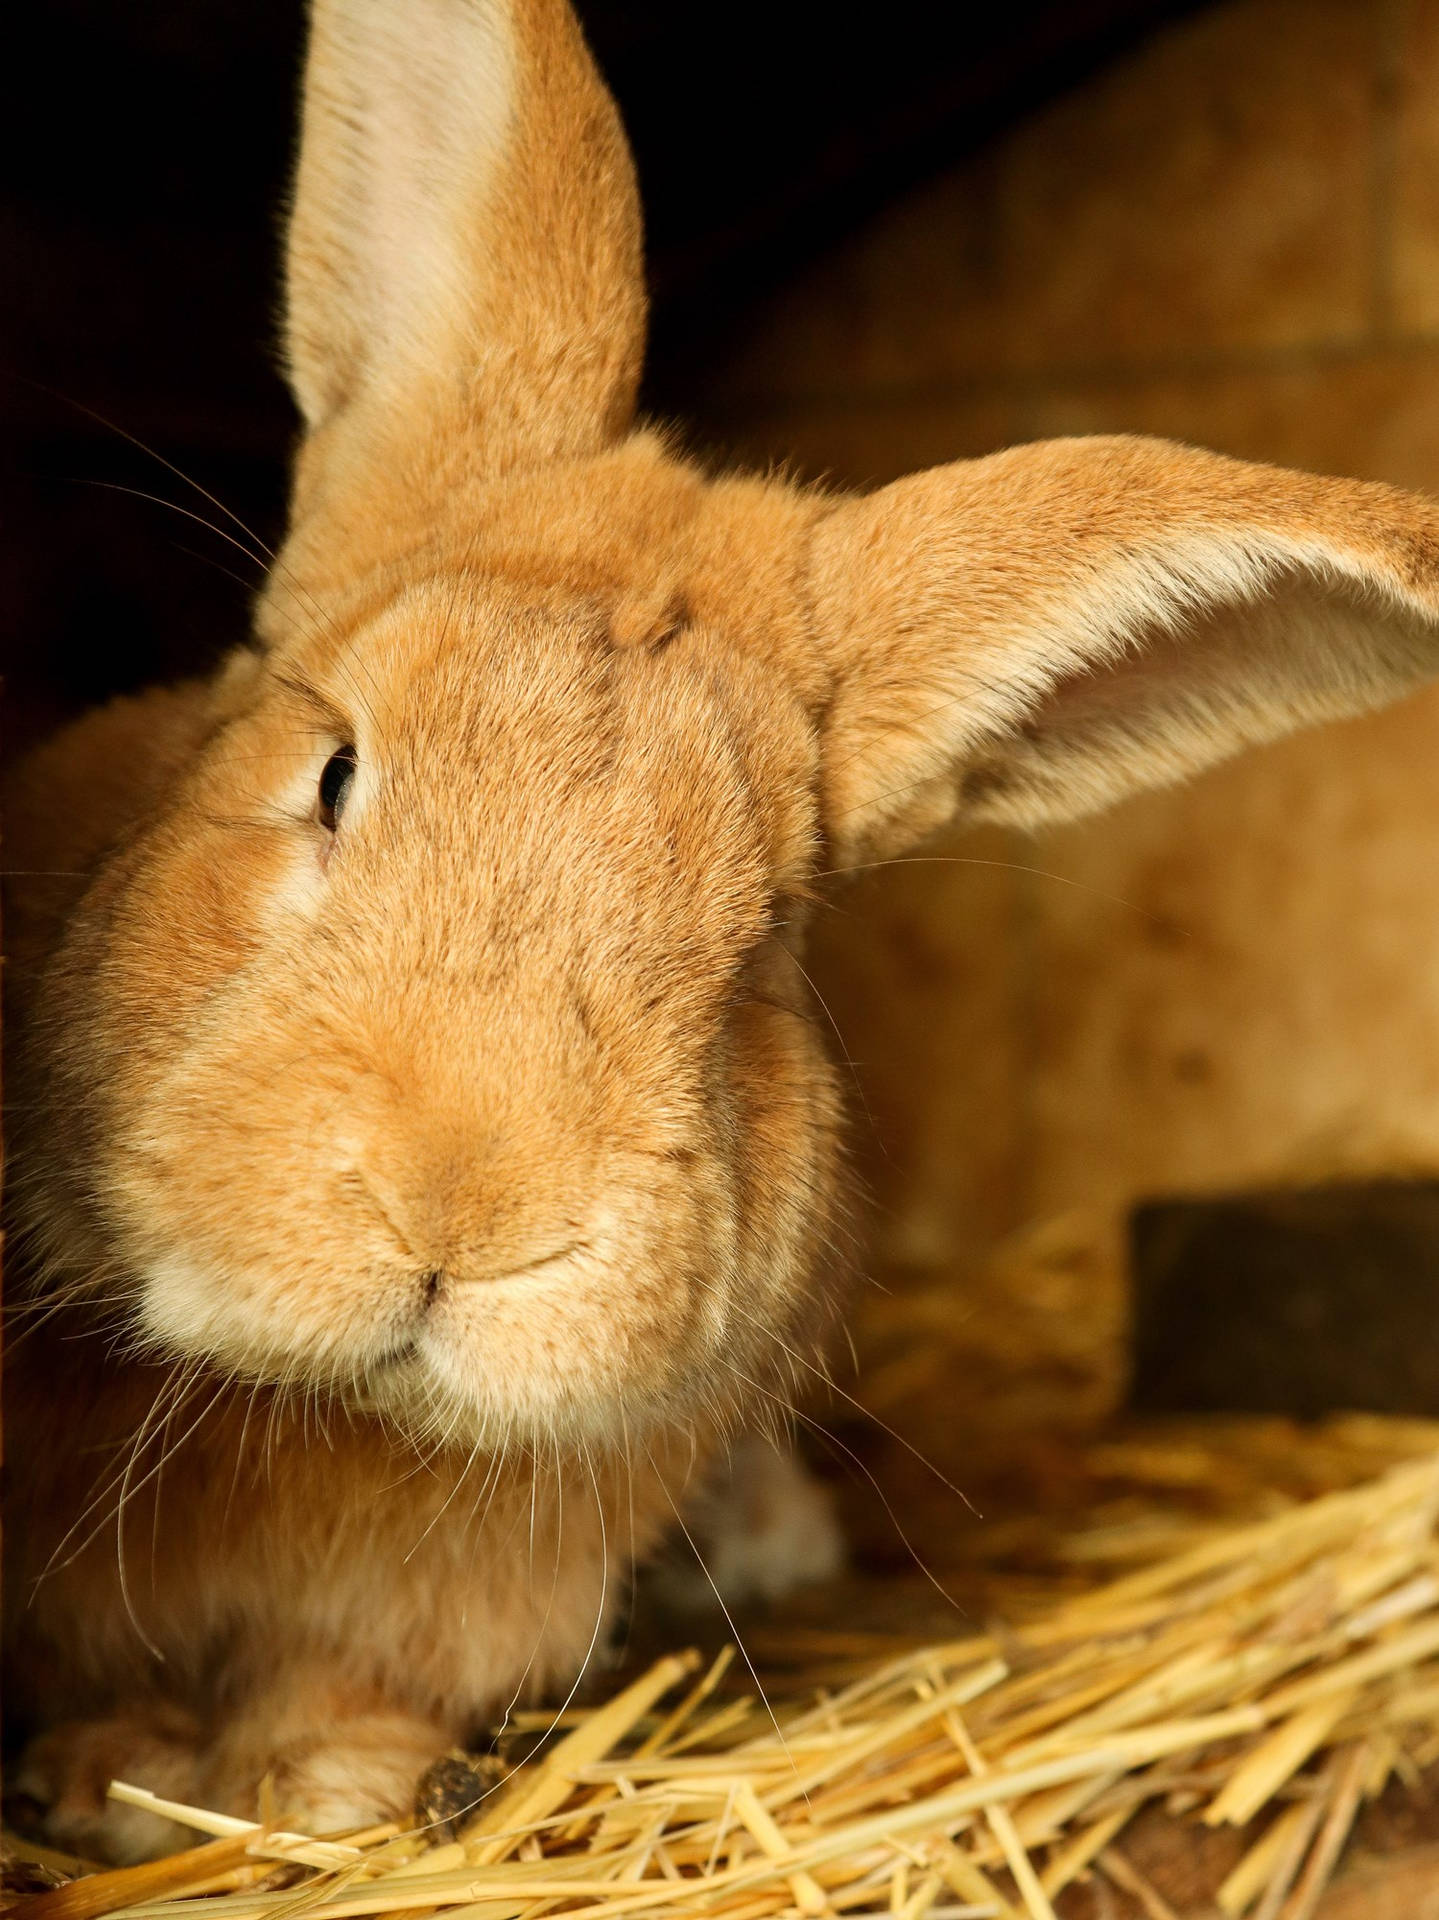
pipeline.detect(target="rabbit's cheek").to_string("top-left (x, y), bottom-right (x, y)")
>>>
top-left (133, 1250), bottom-right (243, 1365)
top-left (128, 1235), bottom-right (412, 1383)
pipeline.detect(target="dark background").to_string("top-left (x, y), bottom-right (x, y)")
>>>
top-left (2, 0), bottom-right (1201, 749)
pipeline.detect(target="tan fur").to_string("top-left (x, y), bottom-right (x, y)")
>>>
top-left (14, 0), bottom-right (1439, 1853)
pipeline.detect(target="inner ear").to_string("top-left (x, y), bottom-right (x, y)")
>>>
top-left (954, 574), bottom-right (1394, 830)
top-left (283, 0), bottom-right (647, 485)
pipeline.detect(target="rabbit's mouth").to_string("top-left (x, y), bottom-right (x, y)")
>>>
top-left (358, 1233), bottom-right (727, 1453)
top-left (355, 1244), bottom-right (599, 1388)
top-left (364, 1244), bottom-right (599, 1374)
top-left (418, 1241), bottom-right (594, 1294)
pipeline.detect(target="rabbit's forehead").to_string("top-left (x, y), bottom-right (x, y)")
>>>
top-left (277, 591), bottom-right (803, 935)
top-left (326, 588), bottom-right (807, 858)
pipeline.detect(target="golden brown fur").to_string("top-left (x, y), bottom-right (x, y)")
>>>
top-left (14, 0), bottom-right (1439, 1856)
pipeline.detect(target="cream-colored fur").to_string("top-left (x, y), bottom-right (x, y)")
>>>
top-left (13, 0), bottom-right (1439, 1857)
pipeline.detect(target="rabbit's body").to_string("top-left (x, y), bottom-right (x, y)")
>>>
top-left (16, 0), bottom-right (1439, 1858)
top-left (7, 1330), bottom-right (643, 1846)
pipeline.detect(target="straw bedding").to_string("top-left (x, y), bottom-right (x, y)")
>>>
top-left (9, 1415), bottom-right (1439, 1920)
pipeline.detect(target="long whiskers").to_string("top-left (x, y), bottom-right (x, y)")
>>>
top-left (705, 1282), bottom-right (981, 1518)
top-left (60, 418), bottom-right (385, 735)
top-left (645, 1440), bottom-right (805, 1799)
top-left (726, 1362), bottom-right (967, 1617)
top-left (35, 1356), bottom-right (189, 1589)
top-left (773, 943), bottom-right (884, 1158)
top-left (78, 480), bottom-right (276, 586)
top-left (39, 384), bottom-right (281, 562)
top-left (489, 1438), bottom-right (572, 1754)
top-left (815, 850), bottom-right (1179, 929)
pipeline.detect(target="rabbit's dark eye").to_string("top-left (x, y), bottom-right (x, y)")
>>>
top-left (318, 745), bottom-right (357, 831)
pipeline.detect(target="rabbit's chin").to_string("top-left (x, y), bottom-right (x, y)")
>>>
top-left (351, 1344), bottom-right (684, 1458)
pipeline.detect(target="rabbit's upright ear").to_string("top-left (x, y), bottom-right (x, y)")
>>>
top-left (809, 436), bottom-right (1439, 865)
top-left (284, 0), bottom-right (643, 471)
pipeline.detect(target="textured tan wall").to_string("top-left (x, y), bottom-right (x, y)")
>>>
top-left (691, 0), bottom-right (1439, 1437)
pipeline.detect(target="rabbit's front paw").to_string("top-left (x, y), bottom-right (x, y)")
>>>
top-left (203, 1699), bottom-right (454, 1836)
top-left (15, 1707), bottom-right (203, 1863)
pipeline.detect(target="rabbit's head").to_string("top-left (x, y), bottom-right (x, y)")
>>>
top-left (22, 0), bottom-right (1439, 1457)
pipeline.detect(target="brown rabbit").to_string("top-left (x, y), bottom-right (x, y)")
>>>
top-left (12, 0), bottom-right (1439, 1863)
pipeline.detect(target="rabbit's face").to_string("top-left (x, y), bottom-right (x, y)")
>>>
top-left (76, 569), bottom-right (846, 1452)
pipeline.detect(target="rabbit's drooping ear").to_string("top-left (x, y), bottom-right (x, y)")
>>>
top-left (809, 435), bottom-right (1439, 865)
top-left (285, 0), bottom-right (643, 469)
